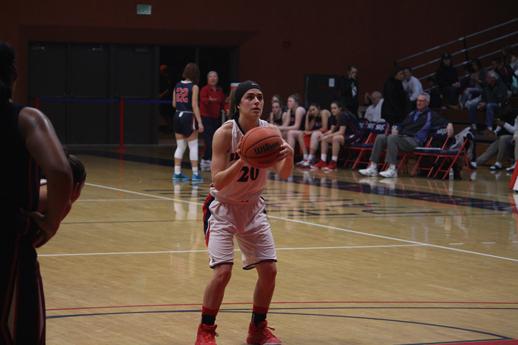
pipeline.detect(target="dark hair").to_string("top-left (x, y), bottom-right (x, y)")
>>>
top-left (330, 100), bottom-right (343, 109)
top-left (67, 153), bottom-right (86, 185)
top-left (309, 102), bottom-right (321, 109)
top-left (0, 42), bottom-right (16, 107)
top-left (182, 63), bottom-right (200, 85)
top-left (288, 93), bottom-right (301, 105)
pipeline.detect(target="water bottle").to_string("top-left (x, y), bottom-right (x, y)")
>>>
top-left (449, 168), bottom-right (454, 181)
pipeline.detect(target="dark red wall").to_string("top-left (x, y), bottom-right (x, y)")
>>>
top-left (2, 0), bottom-right (516, 104)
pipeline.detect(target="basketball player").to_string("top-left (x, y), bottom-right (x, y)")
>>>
top-left (277, 94), bottom-right (306, 140)
top-left (172, 63), bottom-right (204, 182)
top-left (0, 42), bottom-right (73, 345)
top-left (195, 81), bottom-right (293, 345)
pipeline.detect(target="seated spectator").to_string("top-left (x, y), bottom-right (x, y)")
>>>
top-left (269, 100), bottom-right (284, 126)
top-left (468, 71), bottom-right (509, 131)
top-left (359, 93), bottom-right (454, 178)
top-left (470, 114), bottom-right (518, 172)
top-left (278, 93), bottom-right (306, 140)
top-left (402, 67), bottom-right (423, 107)
top-left (495, 55), bottom-right (515, 91)
top-left (297, 103), bottom-right (330, 167)
top-left (382, 67), bottom-right (408, 125)
top-left (435, 52), bottom-right (461, 107)
top-left (364, 91), bottom-right (385, 122)
top-left (459, 59), bottom-right (485, 109)
top-left (312, 101), bottom-right (360, 172)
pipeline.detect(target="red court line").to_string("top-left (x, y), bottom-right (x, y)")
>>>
top-left (46, 300), bottom-right (518, 312)
top-left (434, 340), bottom-right (518, 345)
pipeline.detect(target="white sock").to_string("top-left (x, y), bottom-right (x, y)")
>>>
top-left (321, 153), bottom-right (327, 162)
top-left (303, 154), bottom-right (308, 160)
top-left (332, 155), bottom-right (338, 162)
top-left (192, 166), bottom-right (199, 175)
top-left (174, 165), bottom-right (181, 174)
top-left (308, 154), bottom-right (314, 161)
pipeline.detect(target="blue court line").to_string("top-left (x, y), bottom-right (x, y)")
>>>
top-left (46, 306), bottom-right (512, 340)
top-left (73, 149), bottom-right (513, 213)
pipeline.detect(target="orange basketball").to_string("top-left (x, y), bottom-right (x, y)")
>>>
top-left (240, 126), bottom-right (283, 169)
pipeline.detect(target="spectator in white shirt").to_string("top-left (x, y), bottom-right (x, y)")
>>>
top-left (403, 67), bottom-right (423, 106)
top-left (364, 91), bottom-right (384, 122)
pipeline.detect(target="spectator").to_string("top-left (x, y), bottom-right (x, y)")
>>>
top-left (495, 55), bottom-right (515, 91)
top-left (402, 67), bottom-right (423, 107)
top-left (1, 42), bottom-right (73, 345)
top-left (435, 52), bottom-right (461, 106)
top-left (340, 65), bottom-right (359, 115)
top-left (459, 59), bottom-right (485, 109)
top-left (364, 91), bottom-right (384, 122)
top-left (312, 101), bottom-right (360, 172)
top-left (172, 62), bottom-right (204, 182)
top-left (381, 67), bottom-right (408, 125)
top-left (295, 103), bottom-right (329, 166)
top-left (277, 93), bottom-right (306, 140)
top-left (468, 70), bottom-right (509, 132)
top-left (470, 114), bottom-right (518, 172)
top-left (301, 104), bottom-right (331, 167)
top-left (199, 71), bottom-right (225, 171)
top-left (269, 100), bottom-right (284, 126)
top-left (359, 93), bottom-right (454, 178)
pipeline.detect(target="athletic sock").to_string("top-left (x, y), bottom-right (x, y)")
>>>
top-left (192, 166), bottom-right (199, 175)
top-left (321, 153), bottom-right (327, 162)
top-left (251, 305), bottom-right (268, 325)
top-left (201, 306), bottom-right (218, 325)
top-left (332, 155), bottom-right (338, 162)
top-left (174, 165), bottom-right (181, 175)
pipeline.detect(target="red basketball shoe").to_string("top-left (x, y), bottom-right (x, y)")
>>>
top-left (323, 160), bottom-right (337, 172)
top-left (246, 321), bottom-right (281, 345)
top-left (311, 160), bottom-right (327, 170)
top-left (195, 324), bottom-right (218, 345)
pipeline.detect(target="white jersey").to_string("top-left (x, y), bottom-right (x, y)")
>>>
top-left (209, 119), bottom-right (270, 204)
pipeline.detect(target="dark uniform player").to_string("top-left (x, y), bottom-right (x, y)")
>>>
top-left (0, 42), bottom-right (73, 345)
top-left (172, 63), bottom-right (204, 182)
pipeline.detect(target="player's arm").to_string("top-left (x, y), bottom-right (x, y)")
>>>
top-left (192, 85), bottom-right (204, 132)
top-left (269, 125), bottom-right (293, 179)
top-left (283, 107), bottom-right (306, 131)
top-left (278, 111), bottom-right (290, 129)
top-left (211, 125), bottom-right (245, 190)
top-left (320, 110), bottom-right (330, 132)
top-left (19, 107), bottom-right (73, 247)
top-left (172, 88), bottom-right (176, 108)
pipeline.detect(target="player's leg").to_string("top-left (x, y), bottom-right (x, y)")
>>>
top-left (196, 200), bottom-right (235, 344)
top-left (296, 132), bottom-right (309, 163)
top-left (187, 130), bottom-right (201, 181)
top-left (325, 135), bottom-right (344, 171)
top-left (173, 133), bottom-right (188, 180)
top-left (236, 202), bottom-right (281, 344)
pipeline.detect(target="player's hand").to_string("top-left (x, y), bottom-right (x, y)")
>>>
top-left (22, 209), bottom-right (59, 248)
top-left (276, 141), bottom-right (294, 161)
top-left (446, 123), bottom-right (454, 138)
top-left (477, 102), bottom-right (486, 110)
top-left (198, 123), bottom-right (205, 133)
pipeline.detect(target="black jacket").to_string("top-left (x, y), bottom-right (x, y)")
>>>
top-left (382, 77), bottom-right (408, 124)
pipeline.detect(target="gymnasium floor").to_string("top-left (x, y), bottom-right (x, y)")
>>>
top-left (41, 148), bottom-right (518, 345)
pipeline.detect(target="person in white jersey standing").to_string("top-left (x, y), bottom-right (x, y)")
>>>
top-left (194, 81), bottom-right (293, 345)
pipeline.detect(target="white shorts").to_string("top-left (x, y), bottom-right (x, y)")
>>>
top-left (202, 194), bottom-right (277, 269)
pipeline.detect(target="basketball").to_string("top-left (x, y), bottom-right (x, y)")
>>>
top-left (240, 126), bottom-right (283, 168)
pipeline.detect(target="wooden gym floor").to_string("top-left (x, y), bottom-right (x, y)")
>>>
top-left (41, 148), bottom-right (518, 345)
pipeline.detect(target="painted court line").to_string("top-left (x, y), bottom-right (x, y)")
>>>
top-left (39, 244), bottom-right (421, 257)
top-left (84, 182), bottom-right (518, 263)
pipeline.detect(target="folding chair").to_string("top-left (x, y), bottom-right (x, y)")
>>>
top-left (410, 127), bottom-right (449, 177)
top-left (350, 121), bottom-right (389, 169)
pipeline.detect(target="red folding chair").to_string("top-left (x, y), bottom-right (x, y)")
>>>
top-left (350, 122), bottom-right (389, 169)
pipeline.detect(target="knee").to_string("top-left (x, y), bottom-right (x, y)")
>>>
top-left (332, 136), bottom-right (342, 144)
top-left (213, 265), bottom-right (232, 286)
top-left (258, 262), bottom-right (277, 282)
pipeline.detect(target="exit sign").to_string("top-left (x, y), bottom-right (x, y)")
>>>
top-left (136, 4), bottom-right (152, 15)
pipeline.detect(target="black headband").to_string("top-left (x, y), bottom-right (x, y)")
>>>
top-left (233, 80), bottom-right (262, 106)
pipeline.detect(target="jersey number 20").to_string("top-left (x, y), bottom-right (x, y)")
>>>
top-left (238, 166), bottom-right (259, 182)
